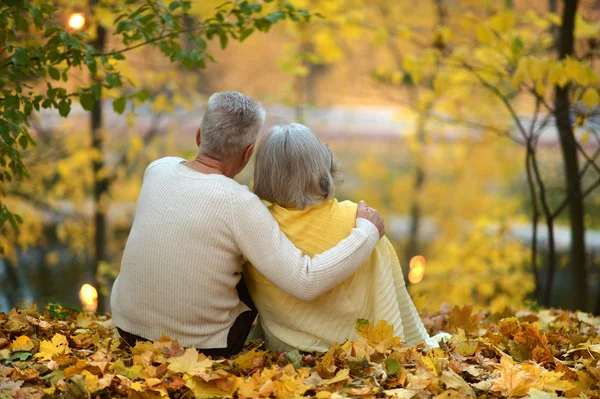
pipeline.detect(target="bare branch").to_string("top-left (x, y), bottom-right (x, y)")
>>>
top-left (579, 147), bottom-right (600, 178)
top-left (462, 62), bottom-right (530, 142)
top-left (552, 177), bottom-right (600, 218)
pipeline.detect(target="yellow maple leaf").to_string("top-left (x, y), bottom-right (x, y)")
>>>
top-left (167, 347), bottom-right (215, 377)
top-left (233, 348), bottom-right (267, 371)
top-left (490, 357), bottom-right (540, 397)
top-left (318, 368), bottom-right (350, 386)
top-left (527, 388), bottom-right (559, 398)
top-left (548, 63), bottom-right (567, 87)
top-left (80, 370), bottom-right (100, 393)
top-left (185, 374), bottom-right (236, 398)
top-left (34, 334), bottom-right (71, 361)
top-left (510, 58), bottom-right (529, 89)
top-left (454, 340), bottom-right (478, 357)
top-left (355, 320), bottom-right (397, 344)
top-left (113, 359), bottom-right (146, 380)
top-left (440, 370), bottom-right (476, 398)
top-left (130, 381), bottom-right (144, 391)
top-left (11, 335), bottom-right (34, 352)
top-left (537, 371), bottom-right (575, 393)
top-left (315, 344), bottom-right (338, 379)
top-left (581, 88), bottom-right (599, 108)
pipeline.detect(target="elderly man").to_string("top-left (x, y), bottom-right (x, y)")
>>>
top-left (110, 91), bottom-right (384, 357)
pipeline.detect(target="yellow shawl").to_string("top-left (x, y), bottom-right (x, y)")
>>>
top-left (244, 199), bottom-right (430, 352)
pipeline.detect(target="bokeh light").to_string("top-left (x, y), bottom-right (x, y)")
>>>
top-left (79, 284), bottom-right (98, 312)
top-left (408, 256), bottom-right (426, 284)
top-left (68, 13), bottom-right (86, 30)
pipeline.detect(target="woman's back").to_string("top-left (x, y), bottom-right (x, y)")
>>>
top-left (244, 199), bottom-right (429, 352)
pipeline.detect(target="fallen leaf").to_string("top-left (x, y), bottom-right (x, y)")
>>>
top-left (34, 334), bottom-right (71, 361)
top-left (10, 336), bottom-right (34, 352)
top-left (167, 347), bottom-right (215, 377)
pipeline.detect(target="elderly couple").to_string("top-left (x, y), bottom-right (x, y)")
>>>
top-left (110, 91), bottom-right (440, 356)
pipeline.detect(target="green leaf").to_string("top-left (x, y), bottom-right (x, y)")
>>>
top-left (195, 37), bottom-right (207, 52)
top-left (138, 13), bottom-right (155, 25)
top-left (265, 11), bottom-right (285, 23)
top-left (511, 35), bottom-right (524, 58)
top-left (125, 0), bottom-right (138, 3)
top-left (13, 47), bottom-right (29, 65)
top-left (284, 349), bottom-right (302, 370)
top-left (48, 66), bottom-right (60, 81)
top-left (254, 18), bottom-right (271, 32)
top-left (85, 58), bottom-right (97, 75)
top-left (105, 73), bottom-right (122, 88)
top-left (113, 96), bottom-right (127, 114)
top-left (80, 92), bottom-right (95, 111)
top-left (58, 100), bottom-right (70, 117)
top-left (7, 352), bottom-right (32, 363)
top-left (384, 357), bottom-right (401, 376)
top-left (129, 5), bottom-right (149, 19)
top-left (90, 83), bottom-right (102, 99)
top-left (239, 28), bottom-right (254, 42)
top-left (14, 13), bottom-right (29, 33)
top-left (218, 32), bottom-right (228, 49)
top-left (29, 7), bottom-right (43, 28)
top-left (18, 134), bottom-right (29, 149)
top-left (134, 89), bottom-right (149, 103)
top-left (239, 1), bottom-right (252, 15)
top-left (169, 1), bottom-right (182, 11)
top-left (355, 319), bottom-right (370, 330)
top-left (46, 302), bottom-right (76, 320)
top-left (41, 369), bottom-right (65, 385)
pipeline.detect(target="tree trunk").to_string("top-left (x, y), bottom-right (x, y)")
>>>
top-left (90, 0), bottom-right (108, 312)
top-left (555, 0), bottom-right (587, 311)
top-left (525, 149), bottom-right (541, 301)
top-left (405, 107), bottom-right (429, 265)
top-left (549, 0), bottom-right (559, 45)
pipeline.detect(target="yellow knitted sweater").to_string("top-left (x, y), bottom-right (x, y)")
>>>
top-left (244, 199), bottom-right (431, 352)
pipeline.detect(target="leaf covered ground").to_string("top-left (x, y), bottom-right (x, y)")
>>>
top-left (0, 304), bottom-right (599, 398)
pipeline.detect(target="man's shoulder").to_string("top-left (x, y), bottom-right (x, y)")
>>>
top-left (225, 179), bottom-right (257, 199)
top-left (146, 156), bottom-right (184, 171)
top-left (223, 180), bottom-right (269, 214)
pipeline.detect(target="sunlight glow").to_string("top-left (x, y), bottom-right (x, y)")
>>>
top-left (79, 284), bottom-right (98, 312)
top-left (408, 255), bottom-right (426, 284)
top-left (68, 13), bottom-right (86, 30)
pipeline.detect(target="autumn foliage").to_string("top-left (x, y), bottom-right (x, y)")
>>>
top-left (1, 304), bottom-right (599, 398)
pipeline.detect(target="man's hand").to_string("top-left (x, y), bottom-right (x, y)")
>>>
top-left (357, 200), bottom-right (385, 239)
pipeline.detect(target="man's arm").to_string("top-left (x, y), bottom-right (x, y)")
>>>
top-left (232, 192), bottom-right (381, 301)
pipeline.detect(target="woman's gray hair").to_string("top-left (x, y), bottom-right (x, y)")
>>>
top-left (253, 123), bottom-right (340, 210)
top-left (200, 91), bottom-right (266, 158)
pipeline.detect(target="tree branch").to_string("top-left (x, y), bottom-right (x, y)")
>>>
top-left (552, 177), bottom-right (600, 218)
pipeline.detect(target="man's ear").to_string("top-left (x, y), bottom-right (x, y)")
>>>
top-left (195, 128), bottom-right (201, 147)
top-left (242, 143), bottom-right (255, 163)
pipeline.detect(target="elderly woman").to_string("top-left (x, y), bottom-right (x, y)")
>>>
top-left (245, 123), bottom-right (437, 352)
top-left (110, 92), bottom-right (385, 357)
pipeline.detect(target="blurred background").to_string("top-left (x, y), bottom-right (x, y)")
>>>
top-left (1, 0), bottom-right (599, 315)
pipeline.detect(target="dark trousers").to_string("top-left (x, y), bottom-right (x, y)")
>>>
top-left (117, 276), bottom-right (258, 357)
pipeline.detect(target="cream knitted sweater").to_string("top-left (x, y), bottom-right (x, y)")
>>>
top-left (110, 157), bottom-right (380, 349)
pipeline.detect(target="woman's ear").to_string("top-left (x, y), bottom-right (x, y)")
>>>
top-left (195, 128), bottom-right (201, 147)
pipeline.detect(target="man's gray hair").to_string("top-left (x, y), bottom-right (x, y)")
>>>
top-left (200, 91), bottom-right (266, 158)
top-left (253, 123), bottom-right (340, 210)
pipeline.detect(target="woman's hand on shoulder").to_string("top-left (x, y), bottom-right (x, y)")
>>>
top-left (356, 200), bottom-right (385, 239)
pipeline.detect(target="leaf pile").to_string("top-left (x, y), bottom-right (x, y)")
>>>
top-left (1, 304), bottom-right (599, 398)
